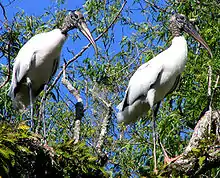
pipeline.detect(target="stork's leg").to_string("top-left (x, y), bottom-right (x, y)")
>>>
top-left (40, 84), bottom-right (48, 144)
top-left (27, 77), bottom-right (34, 129)
top-left (152, 102), bottom-right (160, 174)
top-left (152, 108), bottom-right (157, 174)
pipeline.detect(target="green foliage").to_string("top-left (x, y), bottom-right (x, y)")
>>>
top-left (0, 122), bottom-right (107, 177)
top-left (55, 140), bottom-right (107, 177)
top-left (0, 0), bottom-right (219, 177)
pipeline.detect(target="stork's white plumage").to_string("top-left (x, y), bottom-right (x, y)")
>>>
top-left (117, 14), bottom-right (212, 125)
top-left (117, 14), bottom-right (212, 172)
top-left (8, 10), bottom-right (97, 127)
top-left (8, 29), bottom-right (67, 110)
top-left (117, 36), bottom-right (187, 124)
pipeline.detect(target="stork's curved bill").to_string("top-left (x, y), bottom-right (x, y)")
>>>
top-left (78, 20), bottom-right (98, 55)
top-left (183, 19), bottom-right (212, 58)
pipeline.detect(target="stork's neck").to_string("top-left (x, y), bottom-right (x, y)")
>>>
top-left (60, 16), bottom-right (75, 36)
top-left (171, 36), bottom-right (187, 50)
top-left (170, 21), bottom-right (182, 37)
top-left (60, 26), bottom-right (69, 36)
top-left (170, 36), bottom-right (188, 69)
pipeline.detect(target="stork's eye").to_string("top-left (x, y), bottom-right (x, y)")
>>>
top-left (180, 16), bottom-right (185, 20)
top-left (74, 13), bottom-right (79, 19)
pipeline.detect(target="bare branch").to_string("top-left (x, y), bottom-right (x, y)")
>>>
top-left (144, 0), bottom-right (166, 12)
top-left (0, 61), bottom-right (11, 89)
top-left (62, 65), bottom-right (82, 102)
top-left (84, 79), bottom-right (89, 110)
top-left (62, 64), bottom-right (84, 143)
top-left (208, 65), bottom-right (212, 133)
top-left (185, 111), bottom-right (210, 154)
top-left (89, 87), bottom-right (111, 109)
top-left (212, 76), bottom-right (220, 142)
top-left (211, 75), bottom-right (219, 102)
top-left (162, 111), bottom-right (220, 176)
top-left (163, 146), bottom-right (220, 177)
top-left (96, 107), bottom-right (112, 153)
top-left (0, 2), bottom-right (8, 22)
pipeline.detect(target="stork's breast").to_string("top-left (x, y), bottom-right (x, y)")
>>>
top-left (27, 50), bottom-right (60, 91)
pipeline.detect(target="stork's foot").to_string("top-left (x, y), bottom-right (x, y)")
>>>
top-left (153, 168), bottom-right (158, 174)
top-left (160, 141), bottom-right (182, 164)
top-left (164, 154), bottom-right (182, 164)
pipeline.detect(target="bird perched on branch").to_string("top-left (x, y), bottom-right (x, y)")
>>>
top-left (117, 13), bottom-right (212, 172)
top-left (8, 10), bottom-right (98, 127)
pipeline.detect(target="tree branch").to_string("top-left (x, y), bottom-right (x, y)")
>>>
top-left (0, 29), bottom-right (11, 89)
top-left (96, 106), bottom-right (112, 154)
top-left (0, 2), bottom-right (8, 22)
top-left (207, 65), bottom-right (212, 133)
top-left (62, 64), bottom-right (83, 144)
top-left (162, 111), bottom-right (220, 176)
top-left (144, 0), bottom-right (166, 12)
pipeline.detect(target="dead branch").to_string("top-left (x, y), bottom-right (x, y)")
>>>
top-left (89, 87), bottom-right (111, 109)
top-left (162, 146), bottom-right (220, 177)
top-left (62, 64), bottom-right (83, 144)
top-left (208, 65), bottom-right (212, 133)
top-left (88, 83), bottom-right (112, 164)
top-left (96, 106), bottom-right (112, 154)
top-left (162, 111), bottom-right (220, 177)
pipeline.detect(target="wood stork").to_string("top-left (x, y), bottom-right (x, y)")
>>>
top-left (117, 14), bottom-right (212, 172)
top-left (8, 10), bottom-right (98, 128)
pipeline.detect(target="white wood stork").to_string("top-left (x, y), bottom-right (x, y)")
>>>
top-left (117, 14), bottom-right (212, 172)
top-left (8, 10), bottom-right (97, 127)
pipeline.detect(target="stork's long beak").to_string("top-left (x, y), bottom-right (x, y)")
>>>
top-left (183, 21), bottom-right (213, 58)
top-left (78, 21), bottom-right (98, 55)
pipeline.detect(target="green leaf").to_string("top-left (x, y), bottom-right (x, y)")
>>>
top-left (199, 156), bottom-right (206, 167)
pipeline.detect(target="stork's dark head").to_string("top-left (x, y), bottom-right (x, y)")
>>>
top-left (170, 14), bottom-right (186, 34)
top-left (61, 10), bottom-right (98, 54)
top-left (170, 14), bottom-right (212, 57)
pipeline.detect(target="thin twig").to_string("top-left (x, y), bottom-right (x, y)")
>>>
top-left (84, 79), bottom-right (89, 110)
top-left (89, 88), bottom-right (111, 108)
top-left (0, 2), bottom-right (8, 22)
top-left (46, 0), bottom-right (127, 95)
top-left (5, 0), bottom-right (16, 7)
top-left (208, 65), bottom-right (212, 133)
top-left (0, 30), bottom-right (11, 89)
top-left (144, 0), bottom-right (166, 12)
top-left (211, 75), bottom-right (219, 102)
top-left (0, 2), bottom-right (12, 88)
top-left (211, 75), bottom-right (219, 141)
top-left (62, 65), bottom-right (82, 102)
